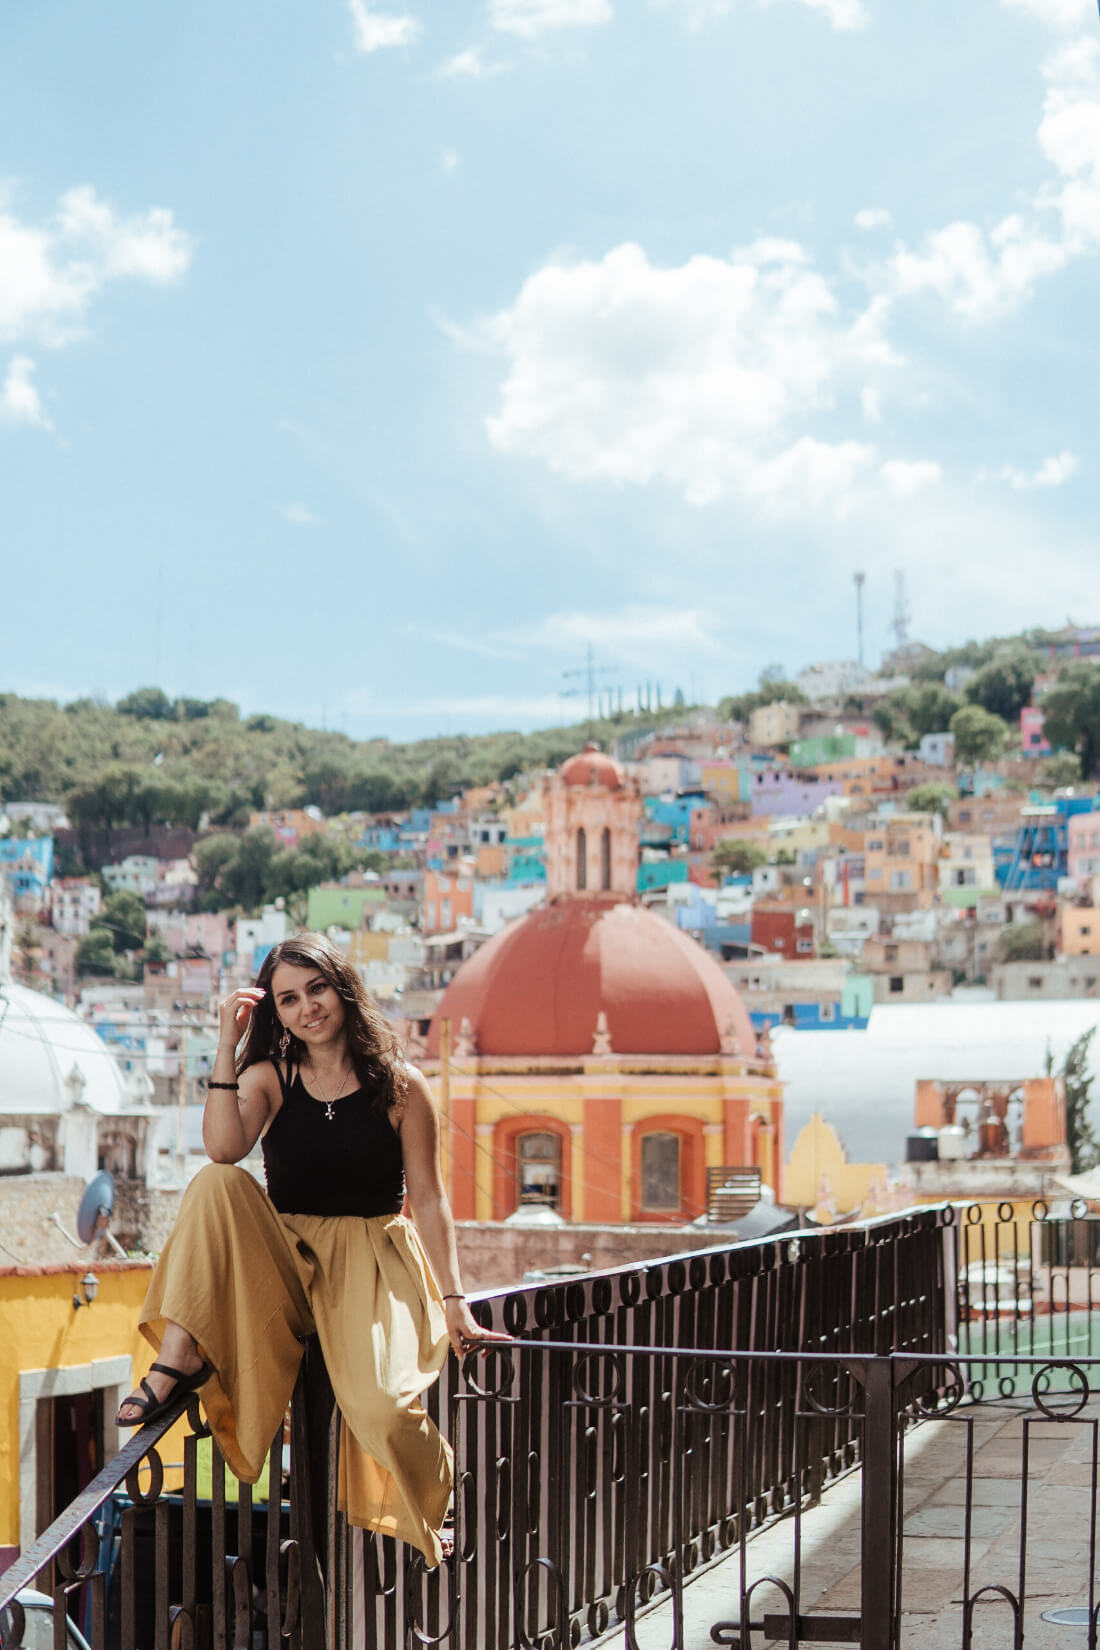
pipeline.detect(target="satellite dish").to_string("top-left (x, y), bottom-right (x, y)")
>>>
top-left (77, 1171), bottom-right (116, 1245)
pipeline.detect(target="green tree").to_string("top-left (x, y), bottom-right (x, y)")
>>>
top-left (717, 676), bottom-right (809, 724)
top-left (911, 682), bottom-right (963, 738)
top-left (1037, 751), bottom-right (1082, 789)
top-left (221, 825), bottom-right (279, 910)
top-left (964, 648), bottom-right (1038, 722)
top-left (193, 832), bottom-right (243, 905)
top-left (904, 782), bottom-right (956, 818)
top-left (999, 920), bottom-right (1045, 962)
top-left (950, 704), bottom-right (1008, 765)
top-left (1062, 1027), bottom-right (1099, 1174)
top-left (712, 838), bottom-right (767, 878)
top-left (142, 929), bottom-right (173, 967)
top-left (102, 890), bottom-right (148, 952)
top-left (76, 927), bottom-right (118, 976)
top-left (117, 686), bottom-right (175, 720)
top-left (1040, 662), bottom-right (1100, 779)
top-left (872, 690), bottom-right (918, 748)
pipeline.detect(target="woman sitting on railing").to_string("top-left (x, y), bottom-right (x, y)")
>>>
top-left (115, 931), bottom-right (508, 1568)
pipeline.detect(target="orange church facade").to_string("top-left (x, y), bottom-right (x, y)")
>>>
top-left (422, 747), bottom-right (784, 1225)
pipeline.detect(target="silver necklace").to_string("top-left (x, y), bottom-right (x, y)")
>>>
top-left (310, 1062), bottom-right (351, 1122)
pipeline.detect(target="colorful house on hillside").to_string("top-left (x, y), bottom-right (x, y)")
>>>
top-left (0, 836), bottom-right (53, 911)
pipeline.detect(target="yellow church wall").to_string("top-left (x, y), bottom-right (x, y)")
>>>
top-left (440, 1064), bottom-right (783, 1223)
top-left (0, 1263), bottom-right (155, 1551)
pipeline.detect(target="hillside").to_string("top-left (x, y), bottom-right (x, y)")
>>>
top-left (0, 689), bottom-right (681, 828)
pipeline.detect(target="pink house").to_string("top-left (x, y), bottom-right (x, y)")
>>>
top-left (1068, 812), bottom-right (1100, 881)
top-left (1020, 705), bottom-right (1051, 757)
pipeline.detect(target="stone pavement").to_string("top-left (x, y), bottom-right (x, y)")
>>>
top-left (597, 1391), bottom-right (1100, 1649)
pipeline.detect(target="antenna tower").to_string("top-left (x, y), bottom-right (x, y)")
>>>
top-left (562, 645), bottom-right (617, 720)
top-left (853, 571), bottom-right (866, 667)
top-left (892, 571), bottom-right (911, 654)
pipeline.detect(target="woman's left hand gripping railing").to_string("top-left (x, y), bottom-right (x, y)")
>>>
top-left (0, 1380), bottom-right (317, 1650)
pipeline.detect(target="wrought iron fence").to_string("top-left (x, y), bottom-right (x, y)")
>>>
top-left (5, 1201), bottom-right (1099, 1650)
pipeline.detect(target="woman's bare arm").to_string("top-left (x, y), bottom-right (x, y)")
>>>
top-left (400, 1066), bottom-right (511, 1356)
top-left (202, 988), bottom-right (277, 1163)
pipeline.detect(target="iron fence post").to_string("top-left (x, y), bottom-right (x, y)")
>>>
top-left (856, 1359), bottom-right (897, 1650)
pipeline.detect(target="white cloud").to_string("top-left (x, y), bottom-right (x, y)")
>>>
top-left (879, 458), bottom-right (941, 496)
top-left (478, 239), bottom-right (905, 511)
top-left (0, 186), bottom-right (193, 347)
top-left (762, 0), bottom-right (869, 28)
top-left (861, 385), bottom-right (882, 422)
top-left (439, 45), bottom-right (510, 76)
top-left (855, 208), bottom-right (893, 231)
top-left (1033, 449), bottom-right (1080, 485)
top-left (654, 0), bottom-right (865, 26)
top-left (442, 149), bottom-right (461, 171)
top-left (985, 449), bottom-right (1080, 489)
top-left (526, 603), bottom-right (724, 659)
top-left (348, 0), bottom-right (423, 51)
top-left (280, 502), bottom-right (322, 527)
top-left (885, 39), bottom-right (1100, 318)
top-left (1001, 0), bottom-right (1094, 25)
top-left (0, 356), bottom-right (51, 430)
top-left (649, 0), bottom-right (732, 24)
top-left (488, 0), bottom-right (613, 39)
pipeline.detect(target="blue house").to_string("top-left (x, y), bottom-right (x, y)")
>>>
top-left (996, 798), bottom-right (1094, 891)
top-left (0, 835), bottom-right (54, 905)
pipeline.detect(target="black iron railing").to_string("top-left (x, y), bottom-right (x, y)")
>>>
top-left (5, 1201), bottom-right (1099, 1650)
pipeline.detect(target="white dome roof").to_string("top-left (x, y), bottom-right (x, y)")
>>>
top-left (774, 1000), bottom-right (1100, 1167)
top-left (0, 981), bottom-right (133, 1115)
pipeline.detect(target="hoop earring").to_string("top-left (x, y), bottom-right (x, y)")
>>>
top-left (278, 1029), bottom-right (290, 1058)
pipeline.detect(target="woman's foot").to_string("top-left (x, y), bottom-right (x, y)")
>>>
top-left (117, 1323), bottom-right (205, 1425)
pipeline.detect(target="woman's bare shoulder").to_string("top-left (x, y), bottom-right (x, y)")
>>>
top-left (239, 1060), bottom-right (282, 1109)
top-left (390, 1062), bottom-right (432, 1130)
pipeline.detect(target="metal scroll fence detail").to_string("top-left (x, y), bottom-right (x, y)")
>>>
top-left (11, 1200), bottom-right (1100, 1650)
top-left (0, 1206), bottom-right (952, 1650)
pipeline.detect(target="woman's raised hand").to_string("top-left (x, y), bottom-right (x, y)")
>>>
top-left (217, 987), bottom-right (266, 1050)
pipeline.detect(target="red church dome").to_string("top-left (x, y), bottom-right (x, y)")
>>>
top-left (558, 744), bottom-right (624, 791)
top-left (425, 899), bottom-right (755, 1059)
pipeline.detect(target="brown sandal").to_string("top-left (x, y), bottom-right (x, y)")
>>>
top-left (116, 1360), bottom-right (212, 1428)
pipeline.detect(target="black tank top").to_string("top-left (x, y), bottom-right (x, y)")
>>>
top-left (261, 1062), bottom-right (405, 1217)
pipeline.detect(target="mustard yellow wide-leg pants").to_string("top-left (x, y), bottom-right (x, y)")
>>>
top-left (139, 1163), bottom-right (453, 1565)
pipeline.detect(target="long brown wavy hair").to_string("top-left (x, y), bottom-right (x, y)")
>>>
top-left (237, 932), bottom-right (408, 1114)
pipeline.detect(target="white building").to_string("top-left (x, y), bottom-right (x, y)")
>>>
top-left (0, 888), bottom-right (157, 1182)
top-left (235, 904), bottom-right (288, 965)
top-left (49, 877), bottom-right (102, 936)
top-left (101, 856), bottom-right (159, 898)
top-left (795, 661), bottom-right (874, 702)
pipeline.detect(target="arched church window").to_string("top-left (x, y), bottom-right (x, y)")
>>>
top-left (641, 1133), bottom-right (681, 1211)
top-left (517, 1132), bottom-right (561, 1209)
top-left (576, 828), bottom-right (587, 891)
top-left (600, 827), bottom-right (611, 891)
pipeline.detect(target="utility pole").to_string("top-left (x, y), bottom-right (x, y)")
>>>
top-left (562, 645), bottom-right (617, 720)
top-left (892, 571), bottom-right (911, 654)
top-left (853, 571), bottom-right (866, 667)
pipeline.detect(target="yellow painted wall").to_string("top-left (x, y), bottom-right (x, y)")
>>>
top-left (784, 1114), bottom-right (882, 1214)
top-left (0, 1264), bottom-right (155, 1549)
top-left (444, 1068), bottom-right (783, 1218)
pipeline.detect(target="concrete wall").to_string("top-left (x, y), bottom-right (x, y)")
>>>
top-left (0, 1176), bottom-right (183, 1267)
top-left (455, 1219), bottom-right (743, 1291)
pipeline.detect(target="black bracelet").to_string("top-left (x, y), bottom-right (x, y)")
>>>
top-left (206, 1080), bottom-right (239, 1091)
top-left (442, 1293), bottom-right (465, 1301)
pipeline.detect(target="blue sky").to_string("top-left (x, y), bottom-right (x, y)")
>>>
top-left (2, 0), bottom-right (1098, 739)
